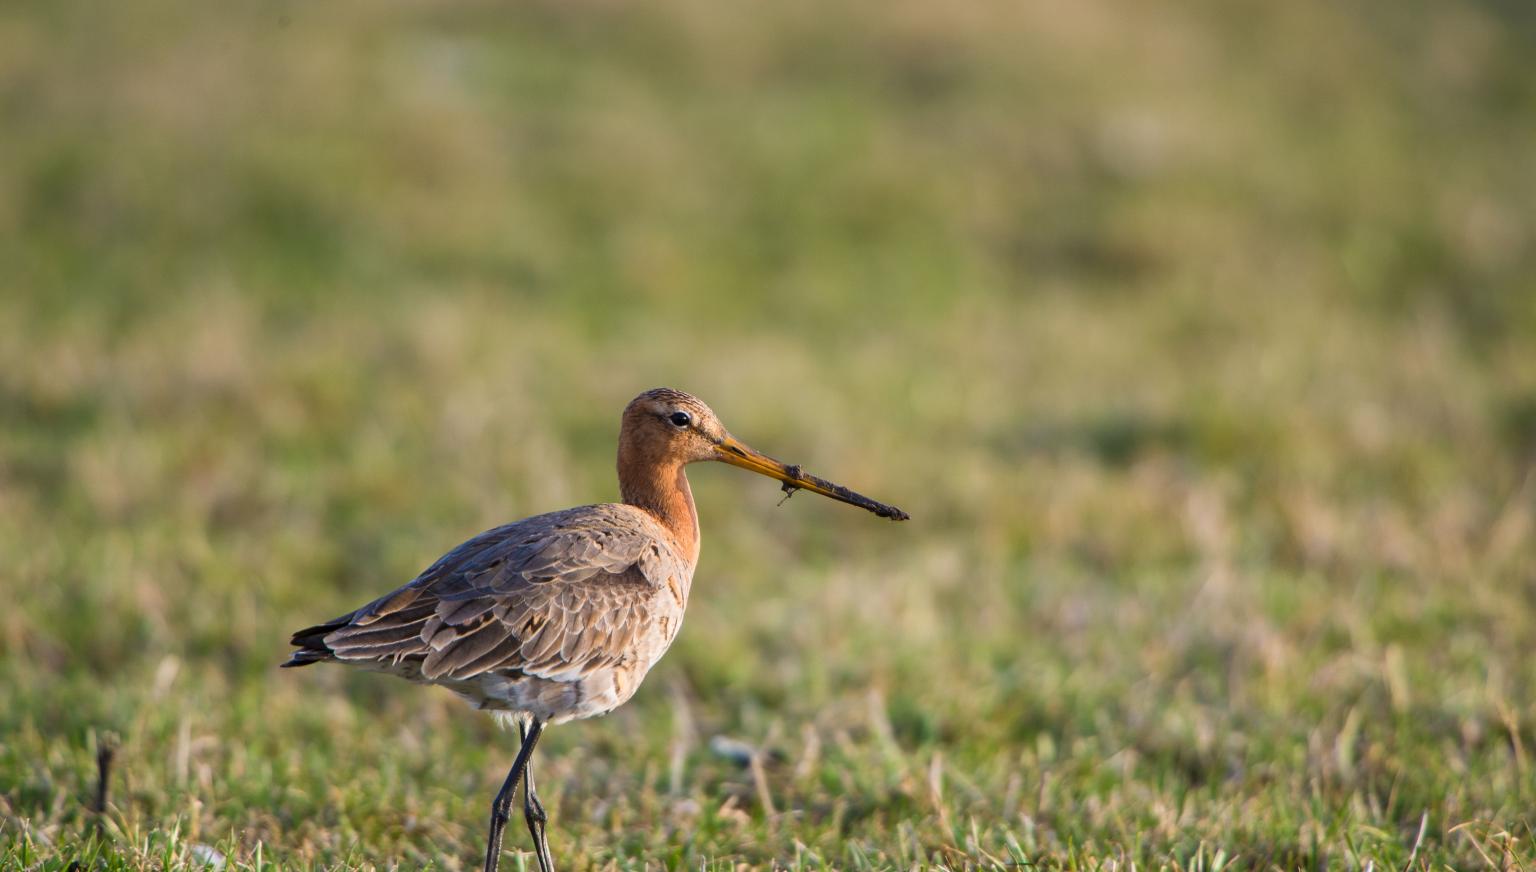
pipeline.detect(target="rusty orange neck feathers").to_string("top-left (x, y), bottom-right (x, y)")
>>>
top-left (616, 417), bottom-right (701, 563)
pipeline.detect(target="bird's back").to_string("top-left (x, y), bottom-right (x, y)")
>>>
top-left (285, 503), bottom-right (696, 724)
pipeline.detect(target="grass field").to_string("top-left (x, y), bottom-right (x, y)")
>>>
top-left (4, 0), bottom-right (1536, 869)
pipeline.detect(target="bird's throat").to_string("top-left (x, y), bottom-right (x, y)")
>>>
top-left (619, 459), bottom-right (700, 562)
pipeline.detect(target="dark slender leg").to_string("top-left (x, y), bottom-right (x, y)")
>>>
top-left (520, 721), bottom-right (555, 872)
top-left (484, 719), bottom-right (544, 872)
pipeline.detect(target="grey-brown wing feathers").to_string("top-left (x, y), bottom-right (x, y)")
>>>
top-left (283, 505), bottom-right (685, 686)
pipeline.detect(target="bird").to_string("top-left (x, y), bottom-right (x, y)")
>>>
top-left (283, 387), bottom-right (908, 872)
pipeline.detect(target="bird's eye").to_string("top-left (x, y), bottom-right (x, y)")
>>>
top-left (669, 410), bottom-right (692, 428)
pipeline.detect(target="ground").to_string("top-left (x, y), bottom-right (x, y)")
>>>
top-left (3, 0), bottom-right (1536, 869)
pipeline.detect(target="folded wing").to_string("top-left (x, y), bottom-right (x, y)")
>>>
top-left (284, 506), bottom-right (683, 684)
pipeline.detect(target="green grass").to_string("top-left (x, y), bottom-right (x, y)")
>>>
top-left (3, 0), bottom-right (1536, 868)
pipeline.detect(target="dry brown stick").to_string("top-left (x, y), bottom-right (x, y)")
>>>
top-left (93, 735), bottom-right (118, 841)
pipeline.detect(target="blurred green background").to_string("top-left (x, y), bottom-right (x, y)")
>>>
top-left (4, 0), bottom-right (1536, 868)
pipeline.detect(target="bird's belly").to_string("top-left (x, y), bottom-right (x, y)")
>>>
top-left (450, 659), bottom-right (656, 725)
top-left (434, 586), bottom-right (690, 725)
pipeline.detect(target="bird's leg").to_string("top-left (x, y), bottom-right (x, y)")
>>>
top-left (520, 721), bottom-right (555, 872)
top-left (484, 718), bottom-right (544, 872)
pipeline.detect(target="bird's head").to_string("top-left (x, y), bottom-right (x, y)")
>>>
top-left (620, 387), bottom-right (908, 520)
top-left (621, 387), bottom-right (728, 465)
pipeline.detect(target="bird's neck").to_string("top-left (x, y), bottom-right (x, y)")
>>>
top-left (619, 457), bottom-right (700, 563)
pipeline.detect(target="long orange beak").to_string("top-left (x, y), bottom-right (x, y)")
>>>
top-left (713, 435), bottom-right (909, 521)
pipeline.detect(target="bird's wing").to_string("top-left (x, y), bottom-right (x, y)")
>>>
top-left (294, 506), bottom-right (683, 682)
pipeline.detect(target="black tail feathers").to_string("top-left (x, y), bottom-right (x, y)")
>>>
top-left (281, 620), bottom-right (345, 668)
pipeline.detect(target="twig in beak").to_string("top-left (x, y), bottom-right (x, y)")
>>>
top-left (777, 465), bottom-right (804, 506)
